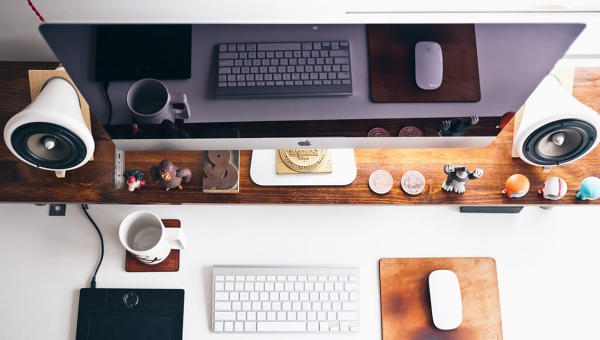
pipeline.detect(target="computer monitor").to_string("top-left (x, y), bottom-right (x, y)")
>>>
top-left (39, 21), bottom-right (584, 151)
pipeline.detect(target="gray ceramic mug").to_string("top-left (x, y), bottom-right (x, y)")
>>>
top-left (126, 78), bottom-right (191, 124)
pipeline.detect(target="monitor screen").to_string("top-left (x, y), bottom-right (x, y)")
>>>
top-left (39, 22), bottom-right (584, 151)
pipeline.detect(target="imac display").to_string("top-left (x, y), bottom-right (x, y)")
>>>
top-left (39, 22), bottom-right (584, 151)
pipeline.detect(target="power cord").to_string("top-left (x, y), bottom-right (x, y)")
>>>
top-left (27, 0), bottom-right (45, 22)
top-left (81, 204), bottom-right (104, 289)
top-left (103, 81), bottom-right (113, 125)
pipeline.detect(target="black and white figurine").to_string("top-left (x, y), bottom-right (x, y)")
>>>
top-left (438, 115), bottom-right (479, 137)
top-left (442, 164), bottom-right (483, 194)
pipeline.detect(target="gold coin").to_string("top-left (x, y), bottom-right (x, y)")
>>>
top-left (278, 149), bottom-right (329, 173)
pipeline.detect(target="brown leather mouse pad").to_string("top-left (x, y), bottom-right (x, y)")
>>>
top-left (379, 257), bottom-right (502, 340)
top-left (368, 24), bottom-right (481, 103)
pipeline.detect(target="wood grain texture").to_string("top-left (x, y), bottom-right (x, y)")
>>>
top-left (380, 258), bottom-right (502, 340)
top-left (0, 61), bottom-right (599, 205)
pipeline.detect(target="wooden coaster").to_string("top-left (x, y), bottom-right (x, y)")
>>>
top-left (125, 219), bottom-right (180, 272)
top-left (379, 257), bottom-right (503, 340)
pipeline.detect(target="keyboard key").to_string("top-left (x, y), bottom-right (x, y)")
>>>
top-left (215, 292), bottom-right (228, 300)
top-left (257, 322), bottom-right (306, 332)
top-left (214, 312), bottom-right (236, 320)
top-left (215, 302), bottom-right (231, 310)
top-left (338, 312), bottom-right (359, 321)
top-left (258, 43), bottom-right (302, 51)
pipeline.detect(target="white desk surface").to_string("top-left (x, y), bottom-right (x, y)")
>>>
top-left (0, 203), bottom-right (599, 340)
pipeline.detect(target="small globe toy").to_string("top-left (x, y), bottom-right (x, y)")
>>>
top-left (576, 176), bottom-right (600, 201)
top-left (538, 177), bottom-right (568, 200)
top-left (502, 174), bottom-right (530, 198)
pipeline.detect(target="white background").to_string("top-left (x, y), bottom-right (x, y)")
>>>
top-left (0, 203), bottom-right (599, 339)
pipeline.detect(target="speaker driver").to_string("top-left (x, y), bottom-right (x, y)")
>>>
top-left (521, 119), bottom-right (597, 166)
top-left (10, 122), bottom-right (88, 169)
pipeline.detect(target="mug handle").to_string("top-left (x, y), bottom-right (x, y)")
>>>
top-left (170, 93), bottom-right (191, 120)
top-left (164, 228), bottom-right (188, 249)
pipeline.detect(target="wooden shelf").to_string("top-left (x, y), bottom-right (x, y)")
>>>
top-left (1, 61), bottom-right (599, 205)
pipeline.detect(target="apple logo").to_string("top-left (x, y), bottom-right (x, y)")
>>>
top-left (297, 140), bottom-right (312, 146)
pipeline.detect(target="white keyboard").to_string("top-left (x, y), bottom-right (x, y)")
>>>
top-left (211, 265), bottom-right (360, 333)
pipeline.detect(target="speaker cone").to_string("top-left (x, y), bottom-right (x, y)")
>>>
top-left (10, 122), bottom-right (88, 169)
top-left (521, 119), bottom-right (597, 166)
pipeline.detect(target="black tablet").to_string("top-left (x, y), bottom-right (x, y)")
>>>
top-left (75, 288), bottom-right (184, 340)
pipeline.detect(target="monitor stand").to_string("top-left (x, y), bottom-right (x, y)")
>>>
top-left (250, 149), bottom-right (357, 186)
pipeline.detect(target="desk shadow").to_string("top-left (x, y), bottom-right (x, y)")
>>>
top-left (69, 289), bottom-right (80, 340)
top-left (202, 266), bottom-right (214, 331)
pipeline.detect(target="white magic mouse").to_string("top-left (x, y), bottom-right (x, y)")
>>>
top-left (415, 41), bottom-right (443, 90)
top-left (429, 269), bottom-right (462, 330)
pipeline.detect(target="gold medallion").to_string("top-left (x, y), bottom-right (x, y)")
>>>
top-left (276, 149), bottom-right (332, 174)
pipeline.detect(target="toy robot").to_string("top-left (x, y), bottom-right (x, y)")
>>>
top-left (502, 174), bottom-right (530, 198)
top-left (576, 176), bottom-right (600, 200)
top-left (438, 115), bottom-right (479, 137)
top-left (539, 177), bottom-right (568, 200)
top-left (442, 164), bottom-right (483, 194)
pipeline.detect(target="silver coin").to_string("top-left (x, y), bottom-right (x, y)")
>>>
top-left (367, 127), bottom-right (391, 137)
top-left (369, 170), bottom-right (394, 194)
top-left (401, 171), bottom-right (426, 195)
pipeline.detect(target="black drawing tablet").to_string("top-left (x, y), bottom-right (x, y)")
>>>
top-left (76, 288), bottom-right (184, 340)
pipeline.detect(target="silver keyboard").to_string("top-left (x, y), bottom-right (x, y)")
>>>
top-left (211, 265), bottom-right (360, 333)
top-left (215, 41), bottom-right (353, 98)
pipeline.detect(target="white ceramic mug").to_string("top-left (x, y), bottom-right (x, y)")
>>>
top-left (118, 211), bottom-right (187, 265)
top-left (126, 78), bottom-right (191, 125)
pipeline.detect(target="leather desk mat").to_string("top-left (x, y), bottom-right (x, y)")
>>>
top-left (379, 257), bottom-right (502, 340)
top-left (367, 24), bottom-right (481, 103)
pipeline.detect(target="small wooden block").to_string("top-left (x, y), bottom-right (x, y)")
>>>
top-left (125, 219), bottom-right (180, 272)
top-left (202, 150), bottom-right (240, 193)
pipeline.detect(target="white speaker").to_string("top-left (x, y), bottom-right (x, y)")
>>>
top-left (513, 69), bottom-right (600, 171)
top-left (3, 74), bottom-right (94, 176)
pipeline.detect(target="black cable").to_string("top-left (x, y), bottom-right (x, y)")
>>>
top-left (81, 204), bottom-right (104, 289)
top-left (102, 81), bottom-right (113, 125)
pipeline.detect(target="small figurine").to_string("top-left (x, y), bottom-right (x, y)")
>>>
top-left (576, 176), bottom-right (600, 200)
top-left (539, 177), bottom-right (568, 200)
top-left (160, 119), bottom-right (191, 139)
top-left (442, 164), bottom-right (483, 194)
top-left (150, 159), bottom-right (192, 191)
top-left (123, 170), bottom-right (146, 192)
top-left (128, 123), bottom-right (146, 139)
top-left (496, 111), bottom-right (516, 130)
top-left (502, 174), bottom-right (530, 198)
top-left (438, 115), bottom-right (479, 137)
